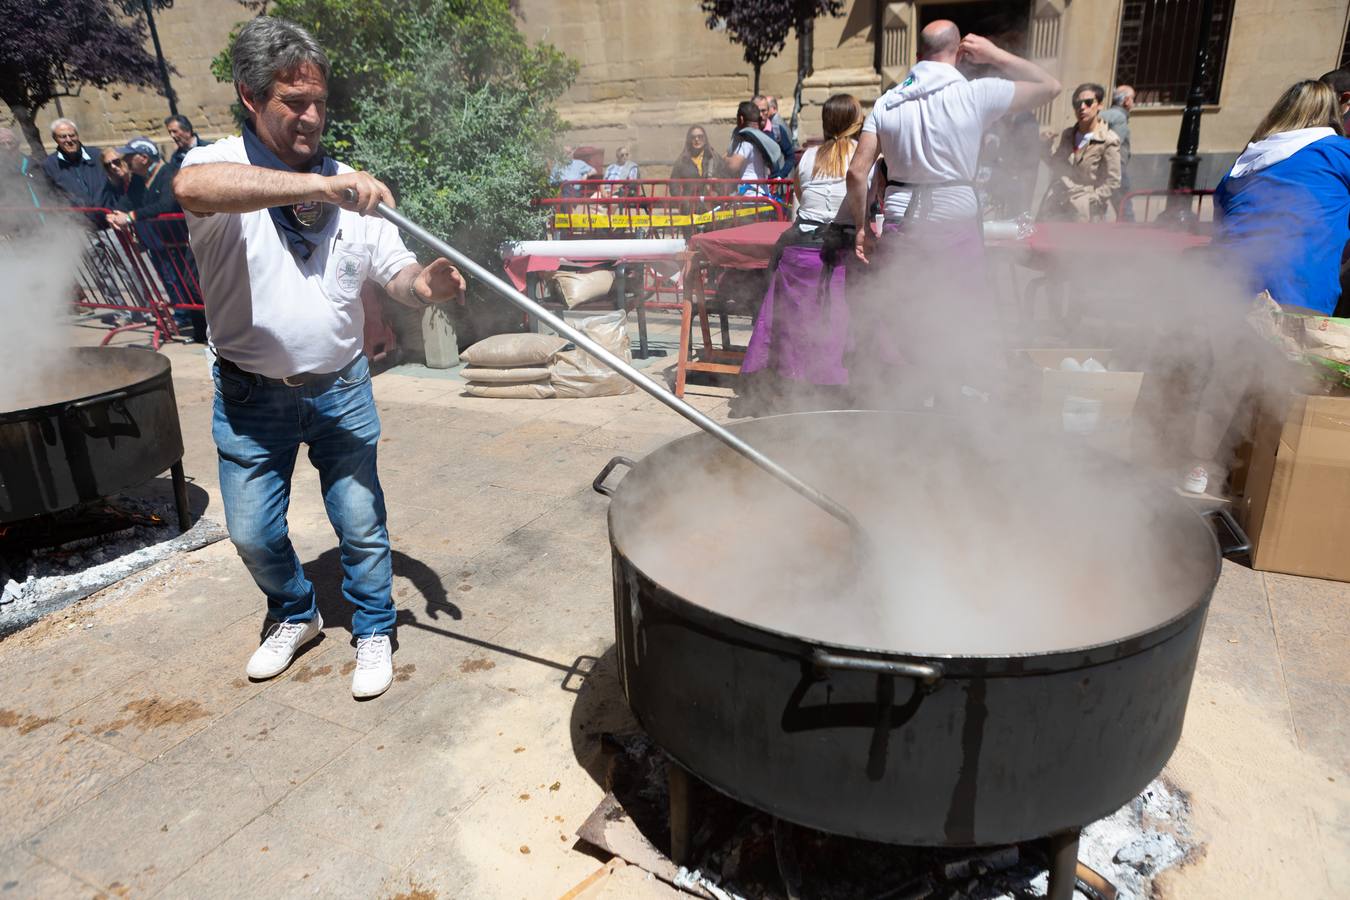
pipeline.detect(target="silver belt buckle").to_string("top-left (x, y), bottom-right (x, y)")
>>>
top-left (281, 374), bottom-right (307, 387)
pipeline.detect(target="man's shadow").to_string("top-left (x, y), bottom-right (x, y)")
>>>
top-left (301, 547), bottom-right (461, 647)
top-left (298, 547), bottom-right (599, 681)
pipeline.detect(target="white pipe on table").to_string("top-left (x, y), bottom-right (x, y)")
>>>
top-left (504, 238), bottom-right (686, 260)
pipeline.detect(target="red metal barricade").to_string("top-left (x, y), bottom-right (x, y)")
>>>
top-left (536, 180), bottom-right (794, 309)
top-left (1, 206), bottom-right (184, 349)
top-left (1, 206), bottom-right (211, 348)
top-left (135, 212), bottom-right (205, 311)
top-left (1119, 189), bottom-right (1216, 227)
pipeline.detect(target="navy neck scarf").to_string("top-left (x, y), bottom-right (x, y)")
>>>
top-left (242, 120), bottom-right (338, 260)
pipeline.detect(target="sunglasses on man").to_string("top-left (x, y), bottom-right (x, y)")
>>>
top-left (1073, 98), bottom-right (1098, 108)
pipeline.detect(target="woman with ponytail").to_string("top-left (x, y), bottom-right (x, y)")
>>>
top-left (741, 94), bottom-right (870, 400)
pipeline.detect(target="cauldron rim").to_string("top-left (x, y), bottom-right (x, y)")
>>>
top-left (605, 409), bottom-right (1222, 677)
top-left (0, 346), bottom-right (172, 424)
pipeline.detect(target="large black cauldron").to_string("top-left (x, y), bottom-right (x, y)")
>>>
top-left (593, 411), bottom-right (1245, 898)
top-left (0, 347), bottom-right (187, 529)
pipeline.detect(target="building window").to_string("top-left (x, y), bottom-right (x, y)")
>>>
top-left (1114, 0), bottom-right (1236, 106)
top-left (1341, 11), bottom-right (1350, 68)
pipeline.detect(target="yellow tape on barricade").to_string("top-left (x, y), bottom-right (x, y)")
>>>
top-left (672, 214), bottom-right (693, 226)
top-left (631, 214), bottom-right (651, 227)
top-left (591, 215), bottom-right (610, 228)
top-left (693, 212), bottom-right (713, 225)
top-left (554, 213), bottom-right (571, 228)
top-left (714, 209), bottom-right (734, 221)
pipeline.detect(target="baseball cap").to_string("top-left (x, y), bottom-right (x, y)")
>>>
top-left (114, 136), bottom-right (160, 159)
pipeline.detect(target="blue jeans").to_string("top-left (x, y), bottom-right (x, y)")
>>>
top-left (211, 354), bottom-right (395, 637)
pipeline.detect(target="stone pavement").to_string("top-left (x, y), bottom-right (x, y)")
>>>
top-left (1, 314), bottom-right (1347, 899)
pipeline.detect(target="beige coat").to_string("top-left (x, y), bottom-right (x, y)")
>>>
top-left (1038, 119), bottom-right (1122, 222)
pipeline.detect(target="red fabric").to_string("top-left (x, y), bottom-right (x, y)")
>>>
top-left (503, 254), bottom-right (562, 291)
top-left (688, 221), bottom-right (792, 269)
top-left (1022, 222), bottom-right (1210, 255)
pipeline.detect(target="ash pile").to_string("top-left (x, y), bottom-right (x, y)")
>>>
top-left (578, 733), bottom-right (1198, 900)
top-left (0, 495), bottom-right (226, 636)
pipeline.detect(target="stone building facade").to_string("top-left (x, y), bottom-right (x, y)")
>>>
top-left (22, 0), bottom-right (1350, 191)
top-left (27, 0), bottom-right (239, 157)
top-left (518, 0), bottom-right (1350, 188)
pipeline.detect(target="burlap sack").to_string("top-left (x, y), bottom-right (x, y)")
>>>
top-left (464, 382), bottom-right (556, 399)
top-left (460, 333), bottom-right (567, 367)
top-left (550, 269), bottom-right (615, 309)
top-left (460, 365), bottom-right (551, 384)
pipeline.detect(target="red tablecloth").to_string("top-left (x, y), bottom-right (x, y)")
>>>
top-left (688, 221), bottom-right (792, 269)
top-left (502, 254), bottom-right (608, 292)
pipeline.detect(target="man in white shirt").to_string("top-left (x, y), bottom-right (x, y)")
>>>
top-left (174, 16), bottom-right (465, 699)
top-left (840, 21), bottom-right (1058, 399)
top-left (722, 100), bottom-right (782, 187)
top-left (844, 20), bottom-right (1060, 261)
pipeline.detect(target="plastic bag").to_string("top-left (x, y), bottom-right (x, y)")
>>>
top-left (550, 310), bottom-right (635, 398)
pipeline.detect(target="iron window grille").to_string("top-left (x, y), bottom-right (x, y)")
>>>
top-left (1114, 0), bottom-right (1236, 106)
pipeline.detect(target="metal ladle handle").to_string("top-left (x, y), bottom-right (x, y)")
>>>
top-left (351, 191), bottom-right (862, 535)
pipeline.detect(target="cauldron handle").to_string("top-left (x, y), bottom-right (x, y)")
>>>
top-left (592, 456), bottom-right (636, 497)
top-left (782, 651), bottom-right (944, 781)
top-left (811, 650), bottom-right (943, 685)
top-left (1203, 507), bottom-right (1251, 558)
top-left (64, 390), bottom-right (129, 412)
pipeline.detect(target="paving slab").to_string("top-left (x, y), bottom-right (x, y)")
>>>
top-left (0, 848), bottom-right (99, 899)
top-left (269, 677), bottom-right (511, 870)
top-left (157, 812), bottom-right (399, 899)
top-left (0, 719), bottom-right (144, 851)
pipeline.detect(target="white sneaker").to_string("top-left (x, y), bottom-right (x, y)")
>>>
top-left (246, 613), bottom-right (323, 680)
top-left (352, 634), bottom-right (393, 699)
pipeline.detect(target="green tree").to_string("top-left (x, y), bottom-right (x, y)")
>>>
top-left (212, 0), bottom-right (576, 267)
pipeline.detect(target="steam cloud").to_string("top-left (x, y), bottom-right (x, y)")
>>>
top-left (619, 222), bottom-right (1302, 655)
top-left (0, 217), bottom-right (90, 412)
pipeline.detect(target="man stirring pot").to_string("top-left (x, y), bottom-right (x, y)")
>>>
top-left (174, 16), bottom-right (465, 699)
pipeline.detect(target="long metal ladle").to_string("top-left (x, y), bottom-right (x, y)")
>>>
top-left (368, 199), bottom-right (862, 536)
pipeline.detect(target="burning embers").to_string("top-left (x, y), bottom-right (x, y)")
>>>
top-left (578, 731), bottom-right (1195, 900)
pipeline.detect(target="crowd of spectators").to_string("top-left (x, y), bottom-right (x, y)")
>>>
top-left (0, 114), bottom-right (211, 339)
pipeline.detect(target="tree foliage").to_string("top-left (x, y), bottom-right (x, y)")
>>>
top-left (699, 0), bottom-right (844, 118)
top-left (700, 0), bottom-right (791, 95)
top-left (0, 0), bottom-right (176, 156)
top-left (211, 0), bottom-right (576, 335)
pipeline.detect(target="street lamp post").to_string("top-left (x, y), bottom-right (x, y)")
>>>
top-left (1163, 0), bottom-right (1216, 222)
top-left (142, 0), bottom-right (178, 117)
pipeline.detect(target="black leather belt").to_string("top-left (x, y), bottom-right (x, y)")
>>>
top-left (217, 357), bottom-right (331, 388)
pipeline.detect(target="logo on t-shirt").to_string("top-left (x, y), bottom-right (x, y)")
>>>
top-left (335, 254), bottom-right (364, 294)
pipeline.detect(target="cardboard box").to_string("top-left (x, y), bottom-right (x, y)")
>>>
top-left (1010, 349), bottom-right (1146, 424)
top-left (1239, 392), bottom-right (1350, 582)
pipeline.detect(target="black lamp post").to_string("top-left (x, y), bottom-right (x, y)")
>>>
top-left (142, 0), bottom-right (178, 117)
top-left (1163, 0), bottom-right (1216, 221)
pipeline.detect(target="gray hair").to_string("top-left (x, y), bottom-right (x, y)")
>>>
top-left (49, 118), bottom-right (77, 137)
top-left (231, 16), bottom-right (330, 103)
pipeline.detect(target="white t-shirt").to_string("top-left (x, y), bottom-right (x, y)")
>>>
top-left (794, 144), bottom-right (872, 224)
top-left (863, 64), bottom-right (1015, 221)
top-left (180, 137), bottom-right (417, 378)
top-left (731, 139), bottom-right (768, 181)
